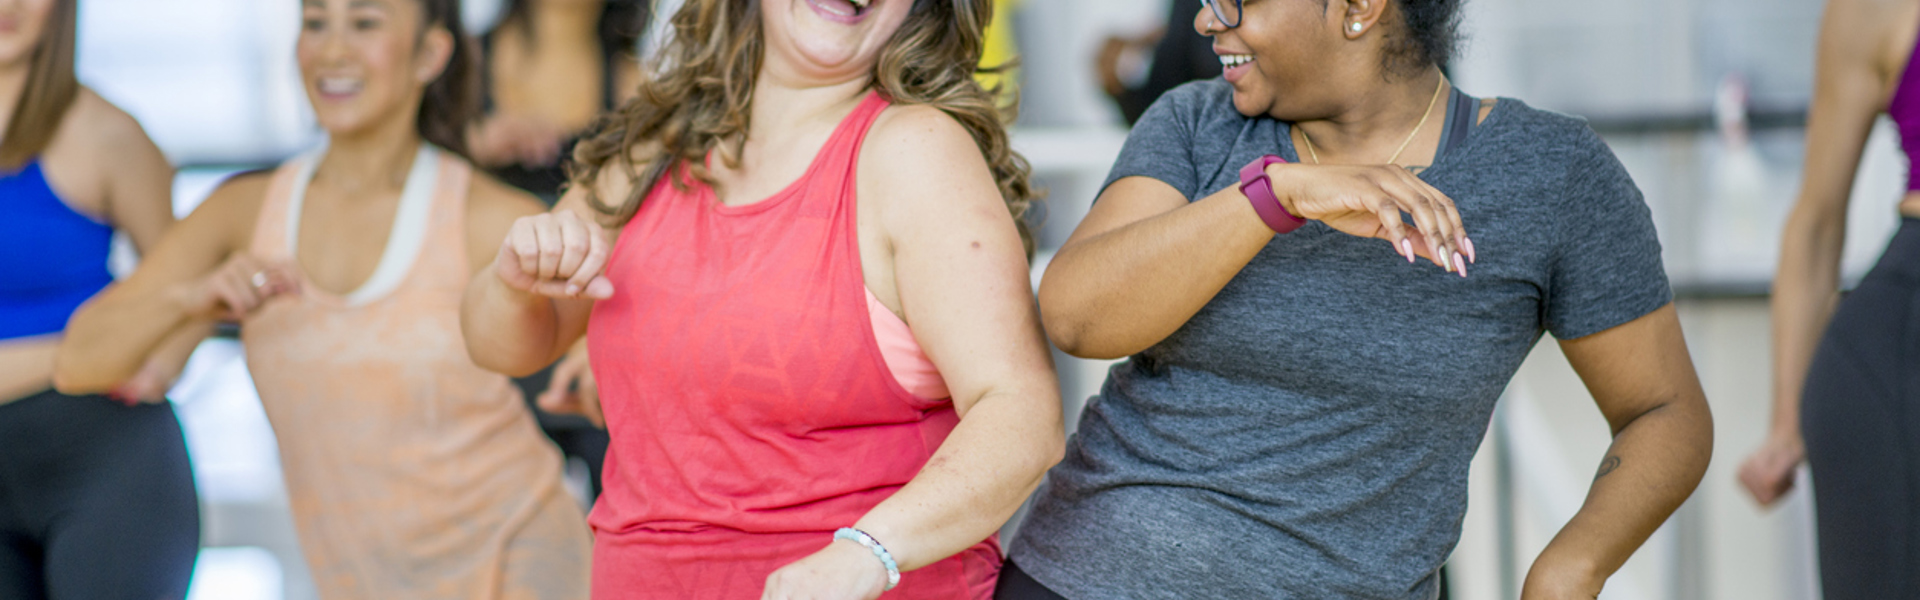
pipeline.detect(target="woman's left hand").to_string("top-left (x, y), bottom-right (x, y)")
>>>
top-left (762, 539), bottom-right (891, 600)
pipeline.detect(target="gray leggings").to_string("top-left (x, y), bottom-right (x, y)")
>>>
top-left (0, 390), bottom-right (199, 600)
top-left (1802, 217), bottom-right (1920, 600)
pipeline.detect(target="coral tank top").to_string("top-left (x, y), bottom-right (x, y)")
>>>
top-left (585, 91), bottom-right (1000, 599)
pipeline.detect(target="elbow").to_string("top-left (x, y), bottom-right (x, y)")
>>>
top-left (1038, 285), bottom-right (1136, 361)
top-left (51, 351), bottom-right (121, 397)
top-left (464, 340), bottom-right (547, 379)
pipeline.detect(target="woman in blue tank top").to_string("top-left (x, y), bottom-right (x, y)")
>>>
top-left (0, 0), bottom-right (198, 598)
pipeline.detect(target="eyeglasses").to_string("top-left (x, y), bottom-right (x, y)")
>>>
top-left (1200, 0), bottom-right (1243, 29)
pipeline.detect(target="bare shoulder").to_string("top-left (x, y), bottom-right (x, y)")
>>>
top-left (62, 89), bottom-right (146, 141)
top-left (865, 104), bottom-right (980, 165)
top-left (1825, 0), bottom-right (1920, 72)
top-left (465, 171), bottom-right (545, 238)
top-left (862, 104), bottom-right (996, 208)
top-left (463, 171), bottom-right (545, 268)
top-left (177, 169), bottom-right (274, 253)
top-left (198, 170), bottom-right (274, 224)
top-left (468, 171), bottom-right (546, 218)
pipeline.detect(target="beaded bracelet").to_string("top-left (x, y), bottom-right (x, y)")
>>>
top-left (834, 527), bottom-right (901, 590)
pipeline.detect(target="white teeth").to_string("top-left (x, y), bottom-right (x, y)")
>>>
top-left (318, 78), bottom-right (361, 95)
top-left (1218, 54), bottom-right (1254, 68)
top-left (849, 0), bottom-right (869, 7)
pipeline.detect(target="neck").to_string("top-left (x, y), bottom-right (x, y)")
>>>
top-left (316, 120), bottom-right (424, 196)
top-left (1294, 68), bottom-right (1446, 163)
top-left (525, 1), bottom-right (602, 48)
top-left (740, 64), bottom-right (872, 152)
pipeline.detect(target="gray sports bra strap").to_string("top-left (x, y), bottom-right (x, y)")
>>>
top-left (1438, 89), bottom-right (1478, 159)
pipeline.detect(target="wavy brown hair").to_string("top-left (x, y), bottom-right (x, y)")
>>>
top-left (569, 0), bottom-right (1038, 256)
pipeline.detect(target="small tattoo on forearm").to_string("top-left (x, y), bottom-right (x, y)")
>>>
top-left (1595, 455), bottom-right (1622, 480)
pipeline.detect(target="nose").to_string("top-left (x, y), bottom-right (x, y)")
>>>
top-left (1194, 3), bottom-right (1224, 37)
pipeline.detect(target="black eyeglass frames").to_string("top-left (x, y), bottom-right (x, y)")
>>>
top-left (1200, 0), bottom-right (1243, 28)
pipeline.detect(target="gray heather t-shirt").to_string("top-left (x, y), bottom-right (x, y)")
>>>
top-left (1008, 80), bottom-right (1672, 599)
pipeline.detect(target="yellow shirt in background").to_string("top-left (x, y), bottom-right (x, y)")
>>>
top-left (978, 0), bottom-right (1019, 100)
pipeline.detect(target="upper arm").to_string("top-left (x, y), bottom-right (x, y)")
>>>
top-left (1557, 304), bottom-right (1707, 436)
top-left (1798, 0), bottom-right (1908, 214)
top-left (464, 173), bottom-right (548, 273)
top-left (1056, 84), bottom-right (1207, 251)
top-left (1059, 176), bottom-right (1191, 250)
top-left (109, 172), bottom-right (268, 297)
top-left (90, 93), bottom-right (177, 252)
top-left (866, 106), bottom-right (1057, 415)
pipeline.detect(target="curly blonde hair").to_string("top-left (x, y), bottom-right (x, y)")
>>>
top-left (569, 0), bottom-right (1039, 256)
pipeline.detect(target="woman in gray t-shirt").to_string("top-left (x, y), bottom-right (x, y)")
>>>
top-left (1000, 1), bottom-right (1715, 599)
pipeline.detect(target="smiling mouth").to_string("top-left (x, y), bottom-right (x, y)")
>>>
top-left (1219, 54), bottom-right (1253, 68)
top-left (808, 0), bottom-right (870, 18)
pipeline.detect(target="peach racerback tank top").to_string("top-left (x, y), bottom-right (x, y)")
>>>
top-left (242, 145), bottom-right (591, 599)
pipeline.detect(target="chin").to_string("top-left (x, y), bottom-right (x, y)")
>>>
top-left (1229, 90), bottom-right (1267, 118)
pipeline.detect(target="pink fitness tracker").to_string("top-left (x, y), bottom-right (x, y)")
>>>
top-left (1239, 155), bottom-right (1306, 234)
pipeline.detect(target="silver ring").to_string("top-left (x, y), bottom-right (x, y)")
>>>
top-left (250, 272), bottom-right (268, 289)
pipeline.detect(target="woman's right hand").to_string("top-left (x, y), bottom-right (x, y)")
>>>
top-left (1738, 432), bottom-right (1805, 507)
top-left (1268, 163), bottom-right (1474, 274)
top-left (174, 253), bottom-right (301, 321)
top-left (494, 209), bottom-right (615, 300)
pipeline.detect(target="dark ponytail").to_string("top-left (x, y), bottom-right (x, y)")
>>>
top-left (415, 0), bottom-right (478, 159)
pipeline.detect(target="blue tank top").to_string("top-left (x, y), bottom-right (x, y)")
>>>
top-left (0, 160), bottom-right (114, 340)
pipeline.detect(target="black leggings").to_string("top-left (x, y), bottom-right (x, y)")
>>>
top-left (1802, 217), bottom-right (1920, 600)
top-left (0, 389), bottom-right (199, 600)
top-left (994, 561), bottom-right (1067, 600)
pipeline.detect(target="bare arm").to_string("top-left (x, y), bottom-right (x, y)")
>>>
top-left (761, 107), bottom-right (1064, 599)
top-left (1524, 305), bottom-right (1713, 598)
top-left (54, 175), bottom-right (280, 393)
top-left (91, 93), bottom-right (219, 403)
top-left (459, 179), bottom-right (615, 377)
top-left (1040, 165), bottom-right (1469, 359)
top-left (1740, 0), bottom-right (1897, 507)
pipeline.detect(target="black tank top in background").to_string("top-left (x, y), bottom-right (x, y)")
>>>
top-left (479, 31), bottom-right (627, 203)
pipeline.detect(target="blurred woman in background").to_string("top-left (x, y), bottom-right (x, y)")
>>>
top-left (0, 0), bottom-right (196, 597)
top-left (1741, 0), bottom-right (1920, 597)
top-left (56, 0), bottom-right (589, 597)
top-left (471, 0), bottom-right (645, 200)
top-left (1002, 0), bottom-right (1713, 597)
top-left (461, 0), bottom-right (1064, 597)
top-left (470, 0), bottom-right (652, 505)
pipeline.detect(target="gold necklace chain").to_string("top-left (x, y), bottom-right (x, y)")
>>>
top-left (1300, 76), bottom-right (1448, 167)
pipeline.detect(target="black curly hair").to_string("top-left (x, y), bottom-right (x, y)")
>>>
top-left (1383, 0), bottom-right (1465, 75)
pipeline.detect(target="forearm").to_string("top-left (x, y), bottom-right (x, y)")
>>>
top-left (461, 270), bottom-right (567, 377)
top-left (1768, 205), bottom-right (1847, 438)
top-left (852, 389), bottom-right (1065, 571)
top-left (1040, 185), bottom-right (1272, 358)
top-left (54, 284), bottom-right (204, 394)
top-left (1526, 397), bottom-right (1713, 592)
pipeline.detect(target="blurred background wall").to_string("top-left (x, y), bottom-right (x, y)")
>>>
top-left (79, 0), bottom-right (1891, 598)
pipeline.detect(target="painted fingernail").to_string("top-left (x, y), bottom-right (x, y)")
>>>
top-left (1463, 237), bottom-right (1477, 263)
top-left (1401, 239), bottom-right (1415, 263)
top-left (1455, 252), bottom-right (1468, 277)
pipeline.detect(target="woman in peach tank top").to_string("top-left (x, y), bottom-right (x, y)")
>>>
top-left (58, 0), bottom-right (589, 598)
top-left (464, 0), bottom-right (1066, 598)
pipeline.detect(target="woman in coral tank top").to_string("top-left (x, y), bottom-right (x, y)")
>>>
top-left (461, 0), bottom-right (1065, 598)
